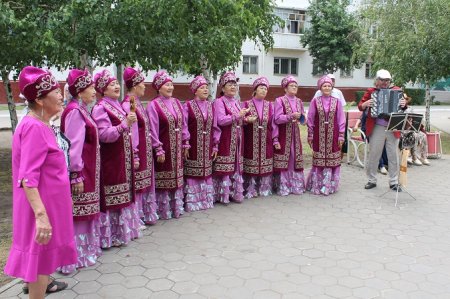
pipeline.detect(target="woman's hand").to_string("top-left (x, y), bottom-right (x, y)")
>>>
top-left (184, 148), bottom-right (190, 160)
top-left (71, 181), bottom-right (84, 195)
top-left (274, 143), bottom-right (281, 150)
top-left (157, 154), bottom-right (165, 163)
top-left (239, 108), bottom-right (250, 118)
top-left (212, 151), bottom-right (218, 161)
top-left (35, 212), bottom-right (52, 245)
top-left (339, 140), bottom-right (344, 148)
top-left (127, 112), bottom-right (137, 127)
top-left (308, 139), bottom-right (313, 148)
top-left (134, 160), bottom-right (140, 170)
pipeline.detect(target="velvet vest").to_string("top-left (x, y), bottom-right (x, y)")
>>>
top-left (152, 97), bottom-right (184, 190)
top-left (312, 97), bottom-right (341, 168)
top-left (123, 95), bottom-right (152, 193)
top-left (184, 100), bottom-right (214, 179)
top-left (97, 99), bottom-right (135, 211)
top-left (243, 99), bottom-right (274, 176)
top-left (273, 96), bottom-right (304, 172)
top-left (213, 96), bottom-right (243, 176)
top-left (61, 100), bottom-right (101, 220)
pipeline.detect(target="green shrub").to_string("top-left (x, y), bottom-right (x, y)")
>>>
top-left (355, 91), bottom-right (366, 104)
top-left (404, 88), bottom-right (425, 105)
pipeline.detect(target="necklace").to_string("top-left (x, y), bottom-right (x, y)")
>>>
top-left (28, 111), bottom-right (51, 127)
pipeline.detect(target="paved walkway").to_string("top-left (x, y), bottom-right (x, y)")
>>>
top-left (1, 156), bottom-right (450, 298)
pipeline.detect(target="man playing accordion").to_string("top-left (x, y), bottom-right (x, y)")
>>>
top-left (358, 69), bottom-right (408, 191)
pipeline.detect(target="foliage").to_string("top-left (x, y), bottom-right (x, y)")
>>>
top-left (358, 0), bottom-right (450, 131)
top-left (358, 0), bottom-right (450, 86)
top-left (354, 90), bottom-right (366, 104)
top-left (404, 88), bottom-right (425, 105)
top-left (301, 0), bottom-right (363, 74)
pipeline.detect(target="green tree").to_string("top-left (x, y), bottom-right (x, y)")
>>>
top-left (359, 0), bottom-right (450, 131)
top-left (137, 0), bottom-right (282, 99)
top-left (0, 1), bottom-right (58, 132)
top-left (301, 0), bottom-right (363, 74)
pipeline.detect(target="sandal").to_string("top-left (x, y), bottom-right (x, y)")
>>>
top-left (22, 279), bottom-right (68, 294)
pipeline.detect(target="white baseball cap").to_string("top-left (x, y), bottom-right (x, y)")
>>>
top-left (376, 69), bottom-right (392, 79)
top-left (327, 74), bottom-right (336, 79)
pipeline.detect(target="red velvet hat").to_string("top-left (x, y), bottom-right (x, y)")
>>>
top-left (189, 76), bottom-right (208, 93)
top-left (94, 69), bottom-right (116, 94)
top-left (19, 66), bottom-right (59, 102)
top-left (67, 69), bottom-right (93, 97)
top-left (124, 67), bottom-right (145, 89)
top-left (152, 70), bottom-right (173, 91)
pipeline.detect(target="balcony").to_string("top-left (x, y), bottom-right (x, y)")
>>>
top-left (273, 32), bottom-right (307, 51)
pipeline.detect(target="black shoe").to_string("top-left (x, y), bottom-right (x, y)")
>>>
top-left (364, 182), bottom-right (377, 189)
top-left (390, 184), bottom-right (402, 192)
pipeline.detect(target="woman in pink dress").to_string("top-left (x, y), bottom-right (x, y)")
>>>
top-left (273, 75), bottom-right (306, 196)
top-left (60, 69), bottom-right (101, 273)
top-left (146, 71), bottom-right (189, 219)
top-left (242, 77), bottom-right (279, 198)
top-left (213, 72), bottom-right (249, 203)
top-left (4, 66), bottom-right (77, 297)
top-left (122, 67), bottom-right (159, 225)
top-left (91, 69), bottom-right (142, 248)
top-left (183, 76), bottom-right (220, 211)
top-left (306, 75), bottom-right (345, 195)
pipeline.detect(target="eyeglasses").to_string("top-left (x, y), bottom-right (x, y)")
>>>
top-left (379, 78), bottom-right (391, 82)
top-left (225, 83), bottom-right (237, 87)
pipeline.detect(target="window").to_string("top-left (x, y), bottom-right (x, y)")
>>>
top-left (274, 58), bottom-right (298, 75)
top-left (242, 56), bottom-right (258, 74)
top-left (273, 8), bottom-right (308, 34)
top-left (340, 68), bottom-right (353, 78)
top-left (368, 24), bottom-right (378, 38)
top-left (312, 61), bottom-right (326, 77)
top-left (365, 63), bottom-right (374, 79)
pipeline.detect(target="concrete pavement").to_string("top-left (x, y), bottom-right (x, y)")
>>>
top-left (1, 156), bottom-right (450, 298)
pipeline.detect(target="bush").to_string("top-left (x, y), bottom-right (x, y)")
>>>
top-left (404, 88), bottom-right (425, 105)
top-left (355, 91), bottom-right (366, 104)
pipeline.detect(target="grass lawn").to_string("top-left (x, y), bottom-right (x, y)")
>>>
top-left (0, 105), bottom-right (25, 111)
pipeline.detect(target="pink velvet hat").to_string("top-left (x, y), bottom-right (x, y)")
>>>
top-left (281, 75), bottom-right (298, 88)
top-left (219, 72), bottom-right (237, 88)
top-left (94, 69), bottom-right (116, 94)
top-left (124, 67), bottom-right (145, 89)
top-left (189, 76), bottom-right (208, 93)
top-left (152, 70), bottom-right (172, 91)
top-left (317, 75), bottom-right (333, 90)
top-left (252, 76), bottom-right (269, 90)
top-left (67, 69), bottom-right (93, 97)
top-left (19, 66), bottom-right (59, 102)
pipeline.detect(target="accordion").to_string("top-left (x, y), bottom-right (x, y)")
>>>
top-left (370, 89), bottom-right (403, 118)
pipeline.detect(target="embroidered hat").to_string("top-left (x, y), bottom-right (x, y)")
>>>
top-left (67, 69), bottom-right (93, 97)
top-left (189, 76), bottom-right (208, 93)
top-left (124, 67), bottom-right (145, 89)
top-left (252, 76), bottom-right (269, 90)
top-left (219, 71), bottom-right (237, 88)
top-left (152, 70), bottom-right (173, 91)
top-left (19, 66), bottom-right (59, 102)
top-left (94, 69), bottom-right (116, 94)
top-left (317, 75), bottom-right (333, 90)
top-left (281, 75), bottom-right (298, 88)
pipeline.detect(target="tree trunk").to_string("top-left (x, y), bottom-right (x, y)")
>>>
top-left (2, 72), bottom-right (18, 133)
top-left (115, 64), bottom-right (124, 100)
top-left (425, 81), bottom-right (431, 132)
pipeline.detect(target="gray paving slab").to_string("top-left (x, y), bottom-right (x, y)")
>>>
top-left (1, 157), bottom-right (450, 298)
